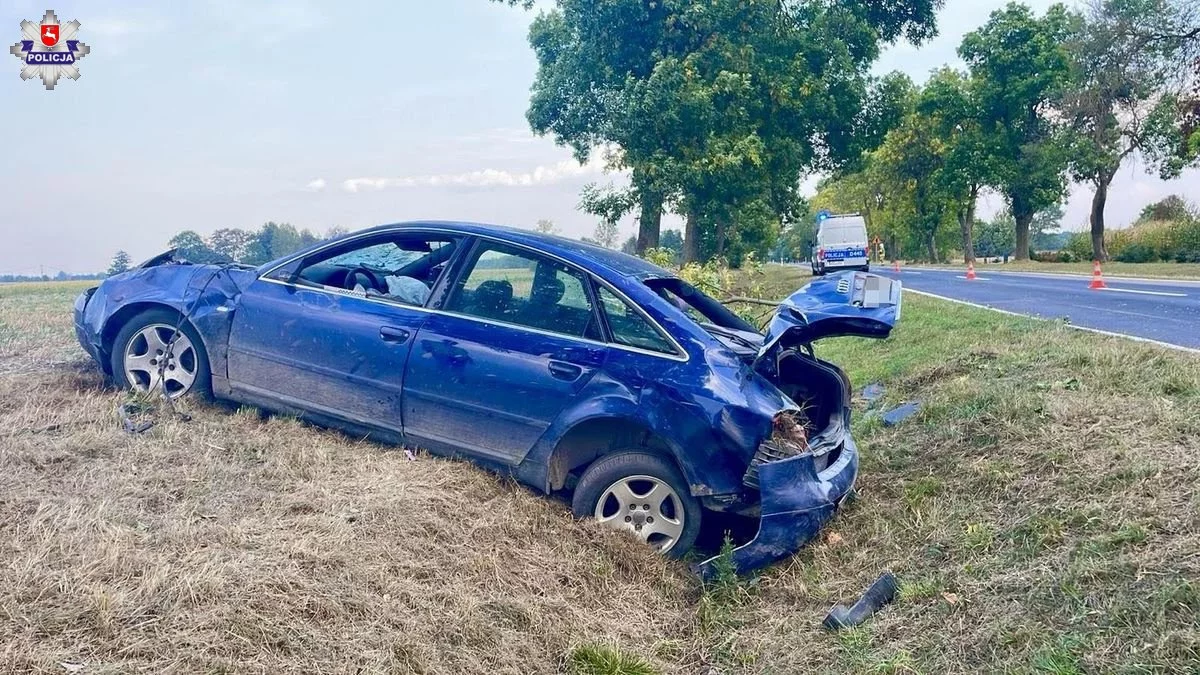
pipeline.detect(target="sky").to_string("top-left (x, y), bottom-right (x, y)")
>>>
top-left (2, 0), bottom-right (1197, 274)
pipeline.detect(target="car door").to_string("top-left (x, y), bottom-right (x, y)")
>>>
top-left (226, 232), bottom-right (459, 434)
top-left (402, 239), bottom-right (607, 465)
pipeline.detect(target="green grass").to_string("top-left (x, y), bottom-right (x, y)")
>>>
top-left (710, 267), bottom-right (1200, 673)
top-left (567, 644), bottom-right (659, 675)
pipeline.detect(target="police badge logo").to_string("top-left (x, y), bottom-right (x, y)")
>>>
top-left (9, 10), bottom-right (90, 90)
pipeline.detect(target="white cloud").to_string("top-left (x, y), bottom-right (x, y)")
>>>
top-left (304, 178), bottom-right (326, 191)
top-left (342, 155), bottom-right (612, 193)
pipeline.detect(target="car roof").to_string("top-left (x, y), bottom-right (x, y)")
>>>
top-left (360, 220), bottom-right (671, 280)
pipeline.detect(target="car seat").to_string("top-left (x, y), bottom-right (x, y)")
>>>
top-left (466, 279), bottom-right (513, 321)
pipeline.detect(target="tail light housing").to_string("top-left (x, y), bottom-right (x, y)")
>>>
top-left (817, 247), bottom-right (825, 260)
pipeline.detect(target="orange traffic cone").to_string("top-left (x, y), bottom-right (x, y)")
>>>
top-left (892, 259), bottom-right (900, 273)
top-left (1089, 260), bottom-right (1107, 290)
top-left (966, 261), bottom-right (977, 280)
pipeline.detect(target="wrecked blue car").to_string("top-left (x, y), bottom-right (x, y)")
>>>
top-left (74, 222), bottom-right (901, 575)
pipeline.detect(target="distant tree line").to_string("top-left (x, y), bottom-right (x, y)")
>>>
top-left (164, 222), bottom-right (347, 266)
top-left (0, 271), bottom-right (105, 283)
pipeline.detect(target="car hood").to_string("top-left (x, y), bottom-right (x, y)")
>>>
top-left (757, 271), bottom-right (901, 360)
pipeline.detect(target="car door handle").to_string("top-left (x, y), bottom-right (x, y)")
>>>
top-left (547, 361), bottom-right (583, 381)
top-left (379, 326), bottom-right (410, 343)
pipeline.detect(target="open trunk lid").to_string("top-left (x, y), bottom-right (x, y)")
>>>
top-left (756, 271), bottom-right (901, 362)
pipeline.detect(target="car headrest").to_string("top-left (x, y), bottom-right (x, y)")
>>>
top-left (473, 279), bottom-right (513, 310)
top-left (529, 274), bottom-right (565, 306)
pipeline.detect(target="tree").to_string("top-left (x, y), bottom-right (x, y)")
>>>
top-left (326, 225), bottom-right (350, 239)
top-left (976, 215), bottom-right (1017, 258)
top-left (1062, 0), bottom-right (1200, 261)
top-left (917, 67), bottom-right (993, 263)
top-left (1030, 203), bottom-right (1065, 251)
top-left (107, 250), bottom-right (131, 277)
top-left (534, 219), bottom-right (558, 235)
top-left (593, 219), bottom-right (619, 248)
top-left (512, 0), bottom-right (944, 260)
top-left (242, 222), bottom-right (304, 265)
top-left (208, 228), bottom-right (254, 262)
top-left (960, 3), bottom-right (1076, 260)
top-left (168, 230), bottom-right (221, 264)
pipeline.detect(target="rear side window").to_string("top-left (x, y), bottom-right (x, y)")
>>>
top-left (596, 286), bottom-right (676, 355)
top-left (444, 242), bottom-right (602, 340)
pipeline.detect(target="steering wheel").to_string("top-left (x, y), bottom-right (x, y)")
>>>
top-left (349, 266), bottom-right (387, 294)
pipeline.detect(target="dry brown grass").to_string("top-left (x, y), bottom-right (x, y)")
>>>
top-left (0, 282), bottom-right (698, 673)
top-left (3, 278), bottom-right (1199, 673)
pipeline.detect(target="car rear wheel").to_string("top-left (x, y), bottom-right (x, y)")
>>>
top-left (572, 451), bottom-right (702, 557)
top-left (110, 308), bottom-right (211, 399)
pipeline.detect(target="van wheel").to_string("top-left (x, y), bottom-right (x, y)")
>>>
top-left (572, 451), bottom-right (702, 557)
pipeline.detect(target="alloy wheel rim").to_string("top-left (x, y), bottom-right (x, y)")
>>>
top-left (593, 474), bottom-right (685, 552)
top-left (123, 324), bottom-right (197, 398)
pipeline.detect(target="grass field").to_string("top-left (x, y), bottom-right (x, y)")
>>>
top-left (1, 278), bottom-right (1197, 673)
top-left (909, 259), bottom-right (1200, 279)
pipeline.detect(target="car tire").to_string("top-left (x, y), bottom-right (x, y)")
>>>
top-left (110, 308), bottom-right (212, 399)
top-left (572, 451), bottom-right (702, 558)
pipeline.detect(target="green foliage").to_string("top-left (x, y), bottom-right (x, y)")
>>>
top-left (1061, 0), bottom-right (1200, 260)
top-left (642, 248), bottom-right (676, 270)
top-left (976, 216), bottom-right (1018, 258)
top-left (960, 3), bottom-right (1075, 259)
top-left (519, 0), bottom-right (943, 262)
top-left (106, 250), bottom-right (131, 277)
top-left (1139, 195), bottom-right (1194, 223)
top-left (566, 644), bottom-right (657, 675)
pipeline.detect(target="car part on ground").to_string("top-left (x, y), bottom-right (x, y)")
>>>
top-left (882, 401), bottom-right (921, 426)
top-left (822, 572), bottom-right (899, 630)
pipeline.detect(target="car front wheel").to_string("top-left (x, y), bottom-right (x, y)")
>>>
top-left (572, 451), bottom-right (702, 557)
top-left (110, 308), bottom-right (211, 399)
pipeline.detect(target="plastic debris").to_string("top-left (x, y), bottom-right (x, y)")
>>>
top-left (882, 401), bottom-right (920, 426)
top-left (861, 383), bottom-right (885, 402)
top-left (823, 572), bottom-right (899, 630)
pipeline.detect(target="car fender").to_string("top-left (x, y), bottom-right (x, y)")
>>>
top-left (518, 375), bottom-right (753, 497)
top-left (85, 265), bottom-right (252, 384)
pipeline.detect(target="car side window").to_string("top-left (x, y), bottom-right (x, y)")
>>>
top-left (275, 235), bottom-right (458, 308)
top-left (596, 286), bottom-right (677, 355)
top-left (445, 243), bottom-right (601, 339)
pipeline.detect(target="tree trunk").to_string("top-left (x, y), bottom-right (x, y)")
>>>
top-left (926, 231), bottom-right (938, 263)
top-left (683, 210), bottom-right (700, 264)
top-left (715, 217), bottom-right (728, 259)
top-left (960, 187), bottom-right (978, 264)
top-left (635, 190), bottom-right (663, 255)
top-left (1090, 179), bottom-right (1109, 262)
top-left (1014, 212), bottom-right (1033, 261)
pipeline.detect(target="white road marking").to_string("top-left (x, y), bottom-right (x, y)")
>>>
top-left (1098, 287), bottom-right (1187, 297)
top-left (903, 288), bottom-right (1200, 355)
top-left (955, 276), bottom-right (990, 281)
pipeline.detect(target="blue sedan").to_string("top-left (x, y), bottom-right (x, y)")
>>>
top-left (74, 221), bottom-right (901, 576)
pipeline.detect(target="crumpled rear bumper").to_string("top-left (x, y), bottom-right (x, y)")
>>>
top-left (696, 434), bottom-right (858, 579)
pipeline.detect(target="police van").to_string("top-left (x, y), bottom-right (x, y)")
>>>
top-left (811, 212), bottom-right (870, 276)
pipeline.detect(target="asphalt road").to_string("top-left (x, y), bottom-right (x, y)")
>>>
top-left (869, 266), bottom-right (1200, 351)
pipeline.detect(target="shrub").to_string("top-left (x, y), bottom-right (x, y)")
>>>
top-left (1114, 243), bottom-right (1159, 263)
